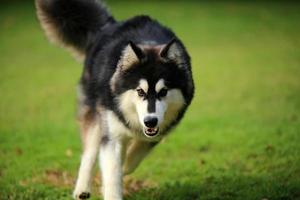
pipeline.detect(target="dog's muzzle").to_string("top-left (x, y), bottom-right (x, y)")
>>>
top-left (143, 116), bottom-right (159, 137)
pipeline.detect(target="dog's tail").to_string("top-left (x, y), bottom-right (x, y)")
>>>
top-left (36, 0), bottom-right (115, 60)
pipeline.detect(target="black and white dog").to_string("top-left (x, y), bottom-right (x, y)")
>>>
top-left (36, 0), bottom-right (194, 199)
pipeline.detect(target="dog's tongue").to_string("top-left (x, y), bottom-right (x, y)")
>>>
top-left (144, 127), bottom-right (159, 137)
top-left (147, 128), bottom-right (156, 133)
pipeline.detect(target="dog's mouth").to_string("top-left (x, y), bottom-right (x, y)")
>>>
top-left (143, 127), bottom-right (159, 137)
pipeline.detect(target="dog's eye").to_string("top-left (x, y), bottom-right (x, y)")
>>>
top-left (158, 88), bottom-right (168, 98)
top-left (136, 89), bottom-right (146, 97)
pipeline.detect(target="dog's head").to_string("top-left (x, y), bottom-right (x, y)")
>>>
top-left (111, 39), bottom-right (193, 138)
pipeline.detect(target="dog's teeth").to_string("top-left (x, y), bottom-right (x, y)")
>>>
top-left (144, 127), bottom-right (159, 137)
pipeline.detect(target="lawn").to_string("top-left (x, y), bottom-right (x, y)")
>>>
top-left (0, 1), bottom-right (300, 200)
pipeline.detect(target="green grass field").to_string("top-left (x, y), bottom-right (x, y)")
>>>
top-left (0, 1), bottom-right (300, 200)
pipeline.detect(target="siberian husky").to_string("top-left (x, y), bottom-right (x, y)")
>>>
top-left (36, 0), bottom-right (194, 199)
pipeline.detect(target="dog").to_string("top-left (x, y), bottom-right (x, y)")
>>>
top-left (35, 0), bottom-right (194, 199)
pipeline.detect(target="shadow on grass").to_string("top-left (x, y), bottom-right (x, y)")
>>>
top-left (126, 175), bottom-right (300, 200)
top-left (126, 182), bottom-right (200, 200)
top-left (1, 174), bottom-right (299, 200)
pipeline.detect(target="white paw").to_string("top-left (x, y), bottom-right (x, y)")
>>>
top-left (73, 183), bottom-right (91, 199)
top-left (73, 192), bottom-right (90, 200)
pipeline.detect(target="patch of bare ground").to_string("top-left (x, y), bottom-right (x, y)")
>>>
top-left (20, 169), bottom-right (154, 196)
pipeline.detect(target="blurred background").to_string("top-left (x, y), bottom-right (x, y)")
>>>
top-left (0, 0), bottom-right (299, 199)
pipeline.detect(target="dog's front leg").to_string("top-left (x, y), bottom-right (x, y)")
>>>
top-left (100, 136), bottom-right (124, 200)
top-left (123, 140), bottom-right (158, 175)
top-left (73, 123), bottom-right (101, 199)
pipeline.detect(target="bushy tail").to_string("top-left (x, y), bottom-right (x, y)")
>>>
top-left (36, 0), bottom-right (115, 59)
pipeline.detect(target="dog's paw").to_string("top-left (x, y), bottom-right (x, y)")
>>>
top-left (73, 189), bottom-right (91, 200)
top-left (79, 192), bottom-right (90, 199)
top-left (73, 191), bottom-right (91, 200)
top-left (73, 180), bottom-right (91, 199)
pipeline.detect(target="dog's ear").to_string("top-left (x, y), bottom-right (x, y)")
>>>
top-left (160, 38), bottom-right (185, 65)
top-left (117, 42), bottom-right (145, 71)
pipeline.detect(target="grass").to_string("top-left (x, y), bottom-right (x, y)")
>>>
top-left (0, 1), bottom-right (300, 200)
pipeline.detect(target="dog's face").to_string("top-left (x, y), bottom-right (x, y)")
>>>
top-left (111, 40), bottom-right (188, 138)
top-left (130, 78), bottom-right (185, 138)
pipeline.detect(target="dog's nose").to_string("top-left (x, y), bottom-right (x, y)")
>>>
top-left (143, 116), bottom-right (158, 128)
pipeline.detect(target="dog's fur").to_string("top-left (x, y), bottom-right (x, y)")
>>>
top-left (35, 0), bottom-right (194, 199)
